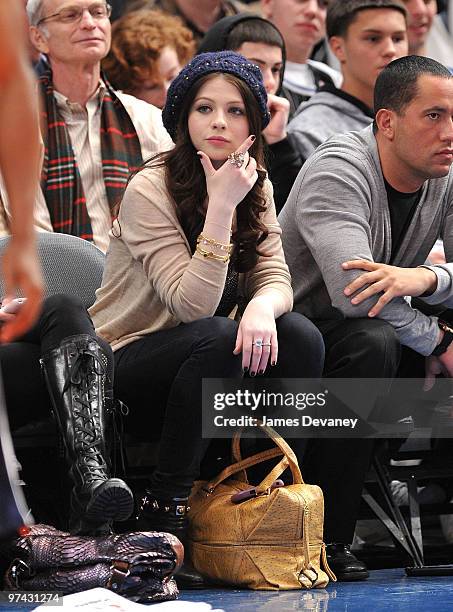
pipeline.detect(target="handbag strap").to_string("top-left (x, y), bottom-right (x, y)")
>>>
top-left (206, 446), bottom-right (284, 491)
top-left (231, 427), bottom-right (286, 483)
top-left (232, 429), bottom-right (244, 463)
top-left (255, 456), bottom-right (290, 492)
top-left (207, 424), bottom-right (304, 491)
top-left (233, 423), bottom-right (304, 482)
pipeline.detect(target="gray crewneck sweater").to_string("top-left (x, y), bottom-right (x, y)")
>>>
top-left (279, 125), bottom-right (453, 356)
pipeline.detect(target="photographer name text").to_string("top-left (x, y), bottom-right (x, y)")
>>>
top-left (213, 415), bottom-right (358, 429)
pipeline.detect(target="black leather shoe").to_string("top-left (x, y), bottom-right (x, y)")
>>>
top-left (325, 543), bottom-right (369, 581)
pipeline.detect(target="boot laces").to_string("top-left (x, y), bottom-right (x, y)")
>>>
top-left (64, 348), bottom-right (108, 483)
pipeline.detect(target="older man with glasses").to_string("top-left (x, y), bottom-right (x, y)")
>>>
top-left (3, 1), bottom-right (173, 253)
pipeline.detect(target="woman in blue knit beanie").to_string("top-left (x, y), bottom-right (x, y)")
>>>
top-left (90, 51), bottom-right (325, 589)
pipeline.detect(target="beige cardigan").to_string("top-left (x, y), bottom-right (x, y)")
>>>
top-left (89, 165), bottom-right (293, 351)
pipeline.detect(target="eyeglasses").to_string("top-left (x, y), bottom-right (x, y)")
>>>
top-left (37, 3), bottom-right (112, 26)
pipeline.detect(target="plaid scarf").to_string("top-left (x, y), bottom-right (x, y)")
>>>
top-left (39, 68), bottom-right (143, 241)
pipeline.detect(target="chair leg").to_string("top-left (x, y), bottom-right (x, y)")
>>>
top-left (0, 374), bottom-right (32, 538)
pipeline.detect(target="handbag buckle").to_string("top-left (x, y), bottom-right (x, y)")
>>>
top-left (299, 566), bottom-right (319, 587)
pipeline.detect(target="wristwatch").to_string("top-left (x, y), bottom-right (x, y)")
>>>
top-left (431, 320), bottom-right (453, 356)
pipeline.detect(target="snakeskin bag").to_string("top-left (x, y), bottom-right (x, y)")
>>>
top-left (0, 524), bottom-right (183, 603)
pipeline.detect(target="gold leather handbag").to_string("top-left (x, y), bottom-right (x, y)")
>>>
top-left (188, 424), bottom-right (336, 590)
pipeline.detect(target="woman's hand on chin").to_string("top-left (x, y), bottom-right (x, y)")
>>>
top-left (198, 134), bottom-right (258, 213)
top-left (233, 297), bottom-right (278, 376)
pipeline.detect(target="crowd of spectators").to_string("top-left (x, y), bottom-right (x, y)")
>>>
top-left (2, 0), bottom-right (453, 590)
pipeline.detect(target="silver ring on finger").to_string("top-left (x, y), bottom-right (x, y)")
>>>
top-left (228, 151), bottom-right (245, 168)
top-left (252, 338), bottom-right (263, 348)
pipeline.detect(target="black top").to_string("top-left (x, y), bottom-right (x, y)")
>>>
top-left (267, 137), bottom-right (302, 214)
top-left (214, 262), bottom-right (239, 317)
top-left (384, 179), bottom-right (422, 261)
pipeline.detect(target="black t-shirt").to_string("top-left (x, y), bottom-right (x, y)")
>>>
top-left (384, 178), bottom-right (422, 261)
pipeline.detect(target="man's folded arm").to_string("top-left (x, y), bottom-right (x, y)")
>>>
top-left (296, 157), bottom-right (439, 355)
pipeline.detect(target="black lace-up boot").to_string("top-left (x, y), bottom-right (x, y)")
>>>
top-left (137, 492), bottom-right (205, 589)
top-left (40, 335), bottom-right (133, 534)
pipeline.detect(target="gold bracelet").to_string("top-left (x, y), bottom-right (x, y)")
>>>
top-left (197, 233), bottom-right (233, 254)
top-left (205, 221), bottom-right (233, 234)
top-left (196, 244), bottom-right (230, 263)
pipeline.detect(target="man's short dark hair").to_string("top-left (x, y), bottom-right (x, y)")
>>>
top-left (374, 55), bottom-right (453, 115)
top-left (227, 18), bottom-right (284, 51)
top-left (326, 0), bottom-right (407, 38)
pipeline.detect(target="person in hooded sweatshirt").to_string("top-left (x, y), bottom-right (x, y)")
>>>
top-left (288, 0), bottom-right (408, 164)
top-left (199, 14), bottom-right (302, 212)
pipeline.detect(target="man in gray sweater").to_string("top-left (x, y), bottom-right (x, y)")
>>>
top-left (288, 0), bottom-right (408, 163)
top-left (279, 55), bottom-right (453, 580)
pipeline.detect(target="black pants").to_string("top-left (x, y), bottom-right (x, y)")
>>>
top-left (114, 312), bottom-right (324, 499)
top-left (0, 294), bottom-right (112, 431)
top-left (305, 317), bottom-right (430, 544)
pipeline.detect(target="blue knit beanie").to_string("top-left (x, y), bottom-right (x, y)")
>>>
top-left (162, 51), bottom-right (270, 141)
